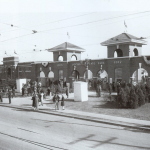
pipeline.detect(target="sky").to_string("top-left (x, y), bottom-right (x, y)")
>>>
top-left (0, 0), bottom-right (150, 63)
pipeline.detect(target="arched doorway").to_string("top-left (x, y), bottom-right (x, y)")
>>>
top-left (48, 71), bottom-right (54, 78)
top-left (84, 70), bottom-right (93, 79)
top-left (115, 68), bottom-right (122, 82)
top-left (48, 71), bottom-right (54, 87)
top-left (71, 70), bottom-right (79, 89)
top-left (72, 70), bottom-right (79, 80)
top-left (40, 71), bottom-right (45, 77)
top-left (84, 70), bottom-right (93, 90)
top-left (38, 71), bottom-right (46, 86)
top-left (132, 68), bottom-right (148, 83)
top-left (114, 49), bottom-right (123, 57)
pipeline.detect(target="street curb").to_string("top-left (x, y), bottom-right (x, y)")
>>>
top-left (0, 104), bottom-right (149, 132)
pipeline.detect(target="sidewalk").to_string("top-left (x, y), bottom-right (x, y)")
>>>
top-left (0, 93), bottom-right (150, 131)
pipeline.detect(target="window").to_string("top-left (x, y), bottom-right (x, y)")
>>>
top-left (115, 68), bottom-right (122, 81)
top-left (59, 70), bottom-right (63, 79)
top-left (133, 48), bottom-right (138, 56)
top-left (58, 55), bottom-right (63, 61)
top-left (71, 55), bottom-right (77, 61)
top-left (25, 67), bottom-right (31, 72)
top-left (114, 49), bottom-right (123, 57)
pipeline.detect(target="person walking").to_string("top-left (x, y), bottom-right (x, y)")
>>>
top-left (61, 94), bottom-right (65, 110)
top-left (108, 83), bottom-right (112, 95)
top-left (40, 90), bottom-right (44, 106)
top-left (0, 90), bottom-right (3, 102)
top-left (35, 94), bottom-right (39, 110)
top-left (8, 89), bottom-right (12, 104)
top-left (12, 86), bottom-right (15, 98)
top-left (22, 85), bottom-right (24, 96)
top-left (53, 92), bottom-right (60, 110)
top-left (66, 85), bottom-right (69, 98)
top-left (96, 82), bottom-right (102, 97)
top-left (47, 87), bottom-right (51, 97)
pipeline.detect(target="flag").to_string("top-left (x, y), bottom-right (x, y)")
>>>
top-left (14, 50), bottom-right (17, 54)
top-left (124, 20), bottom-right (127, 28)
top-left (67, 32), bottom-right (70, 39)
top-left (32, 30), bottom-right (37, 34)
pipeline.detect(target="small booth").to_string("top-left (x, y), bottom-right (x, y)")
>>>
top-left (74, 81), bottom-right (88, 101)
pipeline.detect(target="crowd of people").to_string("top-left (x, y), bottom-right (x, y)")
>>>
top-left (22, 80), bottom-right (68, 111)
top-left (0, 79), bottom-right (69, 110)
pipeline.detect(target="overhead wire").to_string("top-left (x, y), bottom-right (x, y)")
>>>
top-left (0, 11), bottom-right (150, 42)
top-left (0, 12), bottom-right (96, 34)
top-left (1, 11), bottom-right (150, 58)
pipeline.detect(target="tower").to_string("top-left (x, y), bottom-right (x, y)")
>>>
top-left (47, 42), bottom-right (85, 61)
top-left (101, 33), bottom-right (147, 58)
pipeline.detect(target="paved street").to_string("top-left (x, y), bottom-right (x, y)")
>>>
top-left (0, 104), bottom-right (150, 150)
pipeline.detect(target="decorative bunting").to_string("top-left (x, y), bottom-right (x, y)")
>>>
top-left (42, 62), bottom-right (48, 67)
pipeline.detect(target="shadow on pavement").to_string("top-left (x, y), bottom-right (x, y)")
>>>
top-left (68, 134), bottom-right (150, 149)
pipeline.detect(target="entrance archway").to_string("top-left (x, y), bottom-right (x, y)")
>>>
top-left (97, 70), bottom-right (108, 81)
top-left (132, 68), bottom-right (148, 83)
top-left (39, 71), bottom-right (46, 86)
top-left (84, 70), bottom-right (93, 79)
top-left (48, 71), bottom-right (54, 78)
top-left (40, 71), bottom-right (45, 77)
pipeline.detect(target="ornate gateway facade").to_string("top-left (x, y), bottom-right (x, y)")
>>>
top-left (0, 33), bottom-right (149, 88)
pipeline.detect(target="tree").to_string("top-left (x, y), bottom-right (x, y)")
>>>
top-left (136, 85), bottom-right (145, 106)
top-left (129, 87), bottom-right (138, 109)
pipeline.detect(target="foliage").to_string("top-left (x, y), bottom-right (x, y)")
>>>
top-left (117, 88), bottom-right (127, 108)
top-left (129, 87), bottom-right (138, 109)
top-left (115, 85), bottom-right (147, 109)
top-left (136, 85), bottom-right (145, 106)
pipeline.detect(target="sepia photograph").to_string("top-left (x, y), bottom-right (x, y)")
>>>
top-left (0, 0), bottom-right (150, 149)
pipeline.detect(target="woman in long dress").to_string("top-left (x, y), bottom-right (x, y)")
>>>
top-left (32, 93), bottom-right (39, 110)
